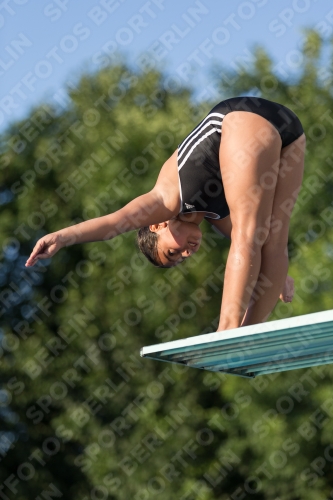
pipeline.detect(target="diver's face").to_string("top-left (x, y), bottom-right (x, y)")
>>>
top-left (150, 219), bottom-right (202, 267)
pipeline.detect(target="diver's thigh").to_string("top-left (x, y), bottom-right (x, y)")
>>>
top-left (219, 112), bottom-right (282, 234)
top-left (265, 133), bottom-right (306, 245)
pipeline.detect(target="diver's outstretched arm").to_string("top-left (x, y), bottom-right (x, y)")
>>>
top-left (25, 189), bottom-right (174, 267)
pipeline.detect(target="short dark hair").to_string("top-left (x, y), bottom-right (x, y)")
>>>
top-left (137, 226), bottom-right (167, 268)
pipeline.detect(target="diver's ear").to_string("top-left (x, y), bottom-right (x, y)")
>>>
top-left (149, 222), bottom-right (168, 232)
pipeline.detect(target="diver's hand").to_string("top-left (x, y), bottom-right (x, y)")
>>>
top-left (25, 233), bottom-right (63, 267)
top-left (279, 275), bottom-right (294, 303)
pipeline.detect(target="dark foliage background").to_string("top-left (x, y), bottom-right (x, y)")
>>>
top-left (1, 30), bottom-right (333, 500)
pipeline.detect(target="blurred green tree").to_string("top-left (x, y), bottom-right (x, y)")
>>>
top-left (0, 31), bottom-right (333, 500)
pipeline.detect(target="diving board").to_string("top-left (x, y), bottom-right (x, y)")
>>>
top-left (140, 310), bottom-right (333, 378)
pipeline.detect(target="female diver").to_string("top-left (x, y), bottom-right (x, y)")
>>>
top-left (25, 96), bottom-right (306, 331)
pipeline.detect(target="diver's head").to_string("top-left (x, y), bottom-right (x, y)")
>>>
top-left (137, 218), bottom-right (202, 268)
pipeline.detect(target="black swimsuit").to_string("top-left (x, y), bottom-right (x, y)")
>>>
top-left (177, 96), bottom-right (304, 220)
